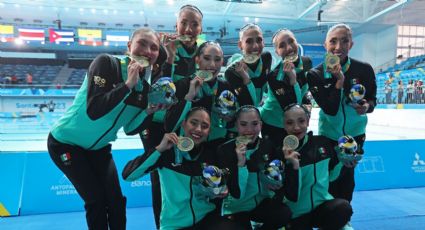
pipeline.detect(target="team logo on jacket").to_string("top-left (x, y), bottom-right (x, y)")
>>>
top-left (275, 88), bottom-right (285, 95)
top-left (94, 76), bottom-right (106, 87)
top-left (351, 78), bottom-right (358, 85)
top-left (318, 147), bottom-right (327, 158)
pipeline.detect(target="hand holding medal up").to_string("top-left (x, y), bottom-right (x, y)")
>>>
top-left (283, 54), bottom-right (298, 85)
top-left (325, 53), bottom-right (340, 72)
top-left (235, 135), bottom-right (253, 167)
top-left (282, 135), bottom-right (301, 169)
top-left (174, 136), bottom-right (195, 166)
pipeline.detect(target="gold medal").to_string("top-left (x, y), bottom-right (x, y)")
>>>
top-left (130, 55), bottom-right (150, 67)
top-left (283, 135), bottom-right (299, 150)
top-left (196, 70), bottom-right (214, 81)
top-left (236, 135), bottom-right (253, 146)
top-left (243, 54), bottom-right (260, 64)
top-left (177, 35), bottom-right (192, 42)
top-left (284, 54), bottom-right (298, 63)
top-left (325, 53), bottom-right (340, 69)
top-left (177, 136), bottom-right (194, 152)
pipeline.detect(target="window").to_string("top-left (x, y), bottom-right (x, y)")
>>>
top-left (397, 25), bottom-right (425, 58)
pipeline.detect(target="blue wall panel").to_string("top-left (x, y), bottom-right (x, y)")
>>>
top-left (355, 139), bottom-right (425, 190)
top-left (0, 153), bottom-right (26, 216)
top-left (18, 149), bottom-right (152, 215)
top-left (3, 139), bottom-right (425, 215)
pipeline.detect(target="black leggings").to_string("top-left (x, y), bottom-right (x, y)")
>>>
top-left (47, 134), bottom-right (126, 230)
top-left (181, 211), bottom-right (245, 230)
top-left (329, 134), bottom-right (365, 202)
top-left (226, 198), bottom-right (292, 230)
top-left (287, 198), bottom-right (352, 230)
top-left (140, 121), bottom-right (165, 229)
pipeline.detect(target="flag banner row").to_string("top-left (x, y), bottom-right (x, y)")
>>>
top-left (0, 25), bottom-right (207, 46)
top-left (0, 25), bottom-right (131, 46)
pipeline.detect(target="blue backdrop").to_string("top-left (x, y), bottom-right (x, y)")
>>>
top-left (1, 139), bottom-right (425, 216)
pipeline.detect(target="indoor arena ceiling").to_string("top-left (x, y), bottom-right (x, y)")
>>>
top-left (0, 0), bottom-right (425, 44)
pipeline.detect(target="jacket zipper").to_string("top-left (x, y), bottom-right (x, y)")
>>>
top-left (189, 176), bottom-right (196, 226)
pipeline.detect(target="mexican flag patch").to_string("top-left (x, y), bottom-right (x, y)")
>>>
top-left (60, 152), bottom-right (71, 162)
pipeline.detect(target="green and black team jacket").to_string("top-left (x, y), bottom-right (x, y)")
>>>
top-left (50, 54), bottom-right (153, 150)
top-left (307, 57), bottom-right (377, 141)
top-left (225, 52), bottom-right (273, 107)
top-left (217, 137), bottom-right (299, 215)
top-left (122, 142), bottom-right (219, 230)
top-left (165, 77), bottom-right (242, 141)
top-left (162, 41), bottom-right (198, 82)
top-left (284, 132), bottom-right (343, 218)
top-left (261, 56), bottom-right (312, 128)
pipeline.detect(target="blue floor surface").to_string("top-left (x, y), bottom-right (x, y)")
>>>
top-left (1, 187), bottom-right (424, 230)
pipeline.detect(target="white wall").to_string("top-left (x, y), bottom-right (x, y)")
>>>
top-left (350, 26), bottom-right (398, 70)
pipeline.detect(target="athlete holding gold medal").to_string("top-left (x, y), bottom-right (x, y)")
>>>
top-left (260, 28), bottom-right (313, 147)
top-left (217, 105), bottom-right (299, 229)
top-left (225, 23), bottom-right (273, 107)
top-left (166, 41), bottom-right (241, 146)
top-left (123, 107), bottom-right (244, 229)
top-left (306, 24), bottom-right (377, 230)
top-left (282, 103), bottom-right (354, 230)
top-left (47, 27), bottom-right (167, 230)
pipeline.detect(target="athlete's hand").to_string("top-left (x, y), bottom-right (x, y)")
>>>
top-left (126, 59), bottom-right (144, 89)
top-left (146, 103), bottom-right (168, 115)
top-left (282, 146), bottom-right (300, 170)
top-left (162, 34), bottom-right (178, 64)
top-left (185, 76), bottom-right (203, 101)
top-left (235, 143), bottom-right (247, 167)
top-left (234, 61), bottom-right (251, 85)
top-left (156, 132), bottom-right (178, 153)
top-left (352, 100), bottom-right (369, 115)
top-left (283, 61), bottom-right (297, 86)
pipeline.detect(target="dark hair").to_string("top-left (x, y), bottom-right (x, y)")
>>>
top-left (283, 103), bottom-right (311, 119)
top-left (235, 105), bottom-right (261, 121)
top-left (185, 107), bottom-right (210, 121)
top-left (179, 4), bottom-right (203, 18)
top-left (195, 41), bottom-right (223, 57)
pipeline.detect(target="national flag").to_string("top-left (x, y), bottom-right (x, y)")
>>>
top-left (78, 29), bottom-right (102, 46)
top-left (49, 28), bottom-right (74, 43)
top-left (0, 25), bottom-right (14, 42)
top-left (60, 152), bottom-right (71, 162)
top-left (18, 28), bottom-right (45, 41)
top-left (105, 31), bottom-right (129, 46)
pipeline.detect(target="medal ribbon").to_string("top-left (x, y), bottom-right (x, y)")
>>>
top-left (295, 134), bottom-right (309, 152)
top-left (276, 56), bottom-right (304, 81)
top-left (176, 40), bottom-right (197, 58)
top-left (247, 57), bottom-right (263, 79)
